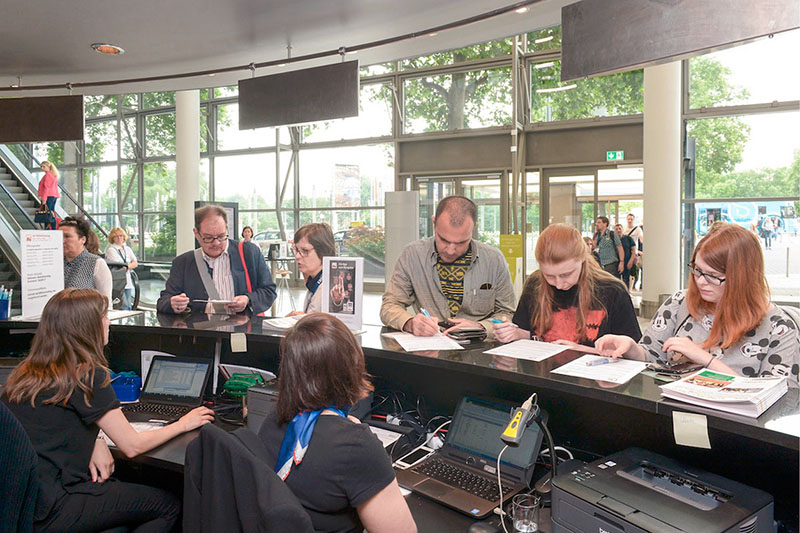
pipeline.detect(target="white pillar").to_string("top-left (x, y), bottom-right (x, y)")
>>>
top-left (176, 90), bottom-right (200, 254)
top-left (641, 62), bottom-right (682, 318)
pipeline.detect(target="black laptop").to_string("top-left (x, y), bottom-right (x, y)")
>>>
top-left (121, 356), bottom-right (212, 423)
top-left (395, 396), bottom-right (546, 518)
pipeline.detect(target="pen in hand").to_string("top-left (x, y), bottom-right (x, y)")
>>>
top-left (586, 357), bottom-right (620, 367)
top-left (491, 318), bottom-right (519, 328)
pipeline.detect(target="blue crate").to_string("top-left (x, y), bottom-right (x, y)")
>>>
top-left (110, 372), bottom-right (142, 402)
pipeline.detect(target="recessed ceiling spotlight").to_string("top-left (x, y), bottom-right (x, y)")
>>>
top-left (278, 63), bottom-right (287, 67)
top-left (428, 32), bottom-right (439, 37)
top-left (515, 7), bottom-right (529, 14)
top-left (91, 43), bottom-right (125, 55)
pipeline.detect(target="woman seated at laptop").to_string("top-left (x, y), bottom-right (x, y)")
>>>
top-left (2, 288), bottom-right (214, 532)
top-left (493, 223), bottom-right (641, 346)
top-left (596, 223), bottom-right (799, 385)
top-left (259, 313), bottom-right (416, 533)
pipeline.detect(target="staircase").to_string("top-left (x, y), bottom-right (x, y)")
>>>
top-left (0, 162), bottom-right (40, 228)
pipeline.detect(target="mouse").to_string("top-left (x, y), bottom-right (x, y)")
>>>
top-left (467, 522), bottom-right (500, 533)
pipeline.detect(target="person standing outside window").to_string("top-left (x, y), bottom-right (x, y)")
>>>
top-left (37, 161), bottom-right (60, 230)
top-left (615, 224), bottom-right (636, 291)
top-left (593, 216), bottom-right (624, 278)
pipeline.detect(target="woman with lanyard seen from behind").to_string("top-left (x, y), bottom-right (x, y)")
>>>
top-left (596, 223), bottom-right (799, 385)
top-left (493, 223), bottom-right (641, 346)
top-left (104, 227), bottom-right (138, 310)
top-left (2, 288), bottom-right (214, 532)
top-left (259, 313), bottom-right (416, 533)
top-left (286, 222), bottom-right (336, 316)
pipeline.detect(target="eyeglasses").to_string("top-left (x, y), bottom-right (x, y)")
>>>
top-left (290, 246), bottom-right (314, 257)
top-left (687, 264), bottom-right (726, 286)
top-left (198, 233), bottom-right (228, 244)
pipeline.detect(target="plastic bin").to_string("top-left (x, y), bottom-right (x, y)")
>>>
top-left (110, 372), bottom-right (142, 402)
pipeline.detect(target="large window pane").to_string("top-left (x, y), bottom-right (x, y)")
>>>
top-left (298, 144), bottom-right (394, 209)
top-left (121, 117), bottom-right (138, 159)
top-left (145, 112), bottom-right (176, 156)
top-left (143, 92), bottom-right (175, 109)
top-left (119, 214), bottom-right (140, 252)
top-left (120, 164), bottom-right (138, 212)
top-left (85, 120), bottom-right (118, 162)
top-left (687, 111), bottom-right (800, 199)
top-left (143, 162), bottom-right (176, 211)
top-left (82, 166), bottom-right (117, 213)
top-left (143, 213), bottom-right (176, 261)
top-left (216, 103), bottom-right (275, 150)
top-left (84, 95), bottom-right (117, 118)
top-left (404, 67), bottom-right (512, 133)
top-left (303, 82), bottom-right (393, 142)
top-left (361, 62), bottom-right (396, 77)
top-left (689, 30), bottom-right (800, 108)
top-left (531, 60), bottom-right (643, 122)
top-left (214, 153), bottom-right (276, 209)
top-left (525, 172), bottom-right (540, 274)
top-left (527, 26), bottom-right (561, 52)
top-left (401, 40), bottom-right (512, 70)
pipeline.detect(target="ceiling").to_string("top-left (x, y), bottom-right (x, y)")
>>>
top-left (2, 0), bottom-right (570, 96)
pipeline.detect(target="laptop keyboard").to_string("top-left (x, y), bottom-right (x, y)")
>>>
top-left (122, 402), bottom-right (190, 419)
top-left (412, 457), bottom-right (514, 502)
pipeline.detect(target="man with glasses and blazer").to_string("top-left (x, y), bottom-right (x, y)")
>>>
top-left (157, 205), bottom-right (276, 315)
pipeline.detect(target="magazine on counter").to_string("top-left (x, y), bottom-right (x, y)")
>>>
top-left (660, 369), bottom-right (788, 418)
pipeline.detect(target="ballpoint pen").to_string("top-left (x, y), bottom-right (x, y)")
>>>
top-left (491, 318), bottom-right (518, 328)
top-left (586, 357), bottom-right (620, 366)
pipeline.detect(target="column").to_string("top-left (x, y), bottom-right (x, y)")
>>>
top-left (175, 90), bottom-right (200, 255)
top-left (640, 61), bottom-right (682, 318)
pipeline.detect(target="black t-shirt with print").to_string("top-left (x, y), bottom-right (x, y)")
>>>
top-left (3, 368), bottom-right (120, 519)
top-left (259, 411), bottom-right (396, 533)
top-left (512, 277), bottom-right (641, 345)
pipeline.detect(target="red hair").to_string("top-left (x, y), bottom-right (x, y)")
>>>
top-left (687, 223), bottom-right (769, 350)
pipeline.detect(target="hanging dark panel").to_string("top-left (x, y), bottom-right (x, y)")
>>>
top-left (238, 60), bottom-right (359, 129)
top-left (561, 0), bottom-right (799, 81)
top-left (0, 95), bottom-right (84, 142)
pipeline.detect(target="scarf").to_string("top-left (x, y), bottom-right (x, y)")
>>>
top-left (275, 407), bottom-right (349, 481)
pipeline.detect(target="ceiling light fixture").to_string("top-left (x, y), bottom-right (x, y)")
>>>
top-left (534, 36), bottom-right (554, 44)
top-left (534, 61), bottom-right (555, 69)
top-left (515, 7), bottom-right (529, 13)
top-left (91, 43), bottom-right (124, 55)
top-left (536, 84), bottom-right (577, 93)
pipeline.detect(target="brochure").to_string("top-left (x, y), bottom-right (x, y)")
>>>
top-left (660, 370), bottom-right (788, 418)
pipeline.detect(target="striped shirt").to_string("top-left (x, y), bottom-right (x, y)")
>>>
top-left (202, 241), bottom-right (234, 313)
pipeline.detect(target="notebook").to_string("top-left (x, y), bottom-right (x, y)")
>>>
top-left (395, 396), bottom-right (546, 518)
top-left (121, 356), bottom-right (212, 423)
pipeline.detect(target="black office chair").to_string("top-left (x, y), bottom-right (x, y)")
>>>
top-left (0, 401), bottom-right (38, 533)
top-left (184, 424), bottom-right (313, 533)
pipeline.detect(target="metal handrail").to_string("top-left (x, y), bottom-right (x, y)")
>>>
top-left (0, 177), bottom-right (37, 228)
top-left (2, 143), bottom-right (108, 239)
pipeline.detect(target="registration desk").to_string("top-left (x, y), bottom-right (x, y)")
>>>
top-left (1, 312), bottom-right (798, 530)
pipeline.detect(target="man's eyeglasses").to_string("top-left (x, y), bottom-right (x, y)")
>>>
top-left (687, 264), bottom-right (726, 286)
top-left (290, 246), bottom-right (314, 257)
top-left (198, 233), bottom-right (228, 244)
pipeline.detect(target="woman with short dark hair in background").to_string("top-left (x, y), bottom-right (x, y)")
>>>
top-left (494, 224), bottom-right (640, 346)
top-left (61, 216), bottom-right (113, 308)
top-left (287, 222), bottom-right (336, 316)
top-left (242, 225), bottom-right (254, 242)
top-left (259, 313), bottom-right (416, 533)
top-left (2, 288), bottom-right (214, 532)
top-left (597, 223), bottom-right (799, 385)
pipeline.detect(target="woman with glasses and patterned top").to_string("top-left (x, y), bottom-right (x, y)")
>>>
top-left (596, 223), bottom-right (799, 385)
top-left (61, 216), bottom-right (113, 308)
top-left (286, 223), bottom-right (336, 316)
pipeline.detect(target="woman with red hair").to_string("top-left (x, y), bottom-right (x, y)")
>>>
top-left (597, 223), bottom-right (799, 385)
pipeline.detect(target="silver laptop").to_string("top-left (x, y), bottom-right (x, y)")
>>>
top-left (121, 356), bottom-right (212, 423)
top-left (395, 396), bottom-right (546, 518)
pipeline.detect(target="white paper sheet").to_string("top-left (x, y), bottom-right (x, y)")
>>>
top-left (368, 425), bottom-right (403, 448)
top-left (261, 317), bottom-right (300, 331)
top-left (484, 339), bottom-right (568, 362)
top-left (551, 355), bottom-right (648, 384)
top-left (381, 331), bottom-right (464, 352)
top-left (141, 350), bottom-right (174, 382)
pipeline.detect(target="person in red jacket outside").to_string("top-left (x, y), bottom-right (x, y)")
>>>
top-left (37, 161), bottom-right (61, 230)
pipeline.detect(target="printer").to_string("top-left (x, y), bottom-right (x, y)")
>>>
top-left (552, 447), bottom-right (773, 533)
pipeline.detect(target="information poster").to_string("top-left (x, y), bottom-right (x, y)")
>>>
top-left (321, 256), bottom-right (363, 331)
top-left (20, 230), bottom-right (64, 318)
top-left (499, 234), bottom-right (524, 297)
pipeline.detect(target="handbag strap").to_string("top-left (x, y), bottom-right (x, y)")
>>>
top-left (238, 241), bottom-right (253, 292)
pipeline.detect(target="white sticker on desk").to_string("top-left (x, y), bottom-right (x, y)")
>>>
top-left (672, 411), bottom-right (711, 449)
top-left (231, 332), bottom-right (247, 353)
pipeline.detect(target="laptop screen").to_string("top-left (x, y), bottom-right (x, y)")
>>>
top-left (145, 358), bottom-right (210, 399)
top-left (447, 397), bottom-right (543, 469)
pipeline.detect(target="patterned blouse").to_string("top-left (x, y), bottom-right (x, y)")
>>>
top-left (640, 290), bottom-right (799, 387)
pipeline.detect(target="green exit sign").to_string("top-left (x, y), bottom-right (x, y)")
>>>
top-left (607, 150), bottom-right (624, 161)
